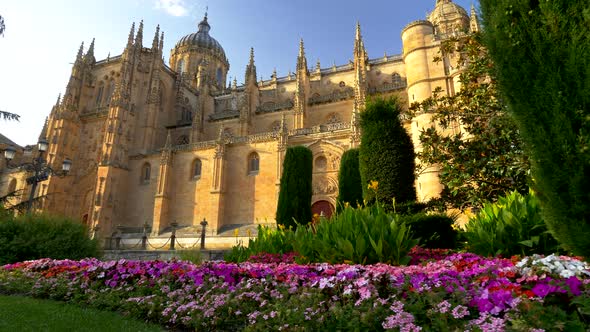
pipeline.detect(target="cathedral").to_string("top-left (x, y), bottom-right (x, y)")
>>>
top-left (1, 0), bottom-right (479, 238)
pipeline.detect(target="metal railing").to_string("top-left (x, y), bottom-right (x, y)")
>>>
top-left (103, 218), bottom-right (209, 251)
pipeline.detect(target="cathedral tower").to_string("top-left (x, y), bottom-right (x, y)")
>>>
top-left (169, 13), bottom-right (229, 91)
top-left (401, 0), bottom-right (469, 201)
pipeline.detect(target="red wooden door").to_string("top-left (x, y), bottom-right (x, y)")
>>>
top-left (311, 200), bottom-right (334, 219)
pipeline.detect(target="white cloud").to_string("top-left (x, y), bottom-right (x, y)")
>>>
top-left (154, 0), bottom-right (189, 17)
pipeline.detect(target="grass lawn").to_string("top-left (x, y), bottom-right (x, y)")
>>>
top-left (0, 295), bottom-right (164, 332)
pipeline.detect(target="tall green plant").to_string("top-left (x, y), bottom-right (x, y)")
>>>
top-left (480, 1), bottom-right (590, 257)
top-left (463, 191), bottom-right (561, 257)
top-left (337, 148), bottom-right (363, 211)
top-left (276, 146), bottom-right (313, 229)
top-left (292, 205), bottom-right (418, 265)
top-left (409, 33), bottom-right (529, 210)
top-left (359, 97), bottom-right (416, 206)
top-left (224, 225), bottom-right (295, 263)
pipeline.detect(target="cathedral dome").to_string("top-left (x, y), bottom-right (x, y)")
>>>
top-left (427, 0), bottom-right (469, 35)
top-left (175, 15), bottom-right (227, 62)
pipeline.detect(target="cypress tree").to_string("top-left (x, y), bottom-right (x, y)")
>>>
top-left (359, 97), bottom-right (417, 206)
top-left (337, 148), bottom-right (363, 211)
top-left (276, 146), bottom-right (313, 229)
top-left (480, 0), bottom-right (590, 257)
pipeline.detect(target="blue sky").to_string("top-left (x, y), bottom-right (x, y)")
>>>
top-left (0, 0), bottom-right (475, 146)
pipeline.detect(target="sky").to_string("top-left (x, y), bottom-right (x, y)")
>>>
top-left (0, 0), bottom-right (475, 147)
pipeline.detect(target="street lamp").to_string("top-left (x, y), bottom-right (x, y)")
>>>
top-left (2, 138), bottom-right (72, 213)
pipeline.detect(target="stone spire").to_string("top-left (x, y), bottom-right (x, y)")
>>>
top-left (127, 22), bottom-right (135, 48)
top-left (353, 21), bottom-right (367, 59)
top-left (470, 4), bottom-right (480, 32)
top-left (296, 38), bottom-right (308, 73)
top-left (353, 22), bottom-right (368, 112)
top-left (135, 20), bottom-right (144, 48)
top-left (245, 47), bottom-right (257, 86)
top-left (75, 41), bottom-right (84, 62)
top-left (159, 31), bottom-right (164, 53)
top-left (86, 38), bottom-right (95, 58)
top-left (39, 117), bottom-right (49, 141)
top-left (315, 58), bottom-right (321, 73)
top-left (84, 38), bottom-right (96, 65)
top-left (152, 24), bottom-right (160, 50)
top-left (232, 77), bottom-right (237, 90)
top-left (294, 39), bottom-right (309, 129)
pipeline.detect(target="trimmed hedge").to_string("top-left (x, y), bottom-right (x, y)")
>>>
top-left (0, 213), bottom-right (100, 264)
top-left (337, 148), bottom-right (363, 211)
top-left (359, 97), bottom-right (417, 205)
top-left (276, 146), bottom-right (313, 229)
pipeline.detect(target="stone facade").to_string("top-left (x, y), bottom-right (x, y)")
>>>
top-left (0, 0), bottom-right (479, 237)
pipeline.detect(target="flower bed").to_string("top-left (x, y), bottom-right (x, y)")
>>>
top-left (1, 250), bottom-right (589, 331)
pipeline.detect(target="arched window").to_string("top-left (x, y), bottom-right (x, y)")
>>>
top-left (177, 59), bottom-right (185, 73)
top-left (7, 178), bottom-right (17, 194)
top-left (216, 67), bottom-right (223, 85)
top-left (141, 163), bottom-right (151, 184)
top-left (106, 80), bottom-right (115, 106)
top-left (248, 152), bottom-right (259, 175)
top-left (192, 159), bottom-right (202, 179)
top-left (95, 82), bottom-right (104, 107)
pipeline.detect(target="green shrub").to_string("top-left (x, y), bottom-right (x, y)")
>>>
top-left (480, 0), bottom-right (590, 257)
top-left (359, 97), bottom-right (417, 205)
top-left (392, 200), bottom-right (431, 215)
top-left (403, 213), bottom-right (458, 249)
top-left (223, 243), bottom-right (250, 263)
top-left (276, 146), bottom-right (313, 229)
top-left (292, 204), bottom-right (418, 265)
top-left (0, 214), bottom-right (100, 264)
top-left (224, 225), bottom-right (295, 263)
top-left (462, 191), bottom-right (561, 257)
top-left (337, 149), bottom-right (363, 211)
top-left (177, 250), bottom-right (202, 265)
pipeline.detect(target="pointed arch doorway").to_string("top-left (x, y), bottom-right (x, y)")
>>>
top-left (311, 200), bottom-right (334, 219)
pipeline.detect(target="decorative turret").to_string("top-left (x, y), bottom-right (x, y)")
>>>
top-left (245, 47), bottom-right (257, 87)
top-left (76, 41), bottom-right (84, 62)
top-left (293, 38), bottom-right (310, 129)
top-left (352, 22), bottom-right (368, 112)
top-left (135, 20), bottom-right (144, 48)
top-left (159, 31), bottom-right (164, 54)
top-left (296, 38), bottom-right (309, 74)
top-left (39, 117), bottom-right (49, 142)
top-left (152, 25), bottom-right (160, 51)
top-left (127, 22), bottom-right (135, 48)
top-left (84, 38), bottom-right (96, 65)
top-left (470, 4), bottom-right (480, 32)
top-left (70, 41), bottom-right (85, 78)
top-left (50, 93), bottom-right (61, 117)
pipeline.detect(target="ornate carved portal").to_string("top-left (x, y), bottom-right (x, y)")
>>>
top-left (306, 139), bottom-right (344, 215)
